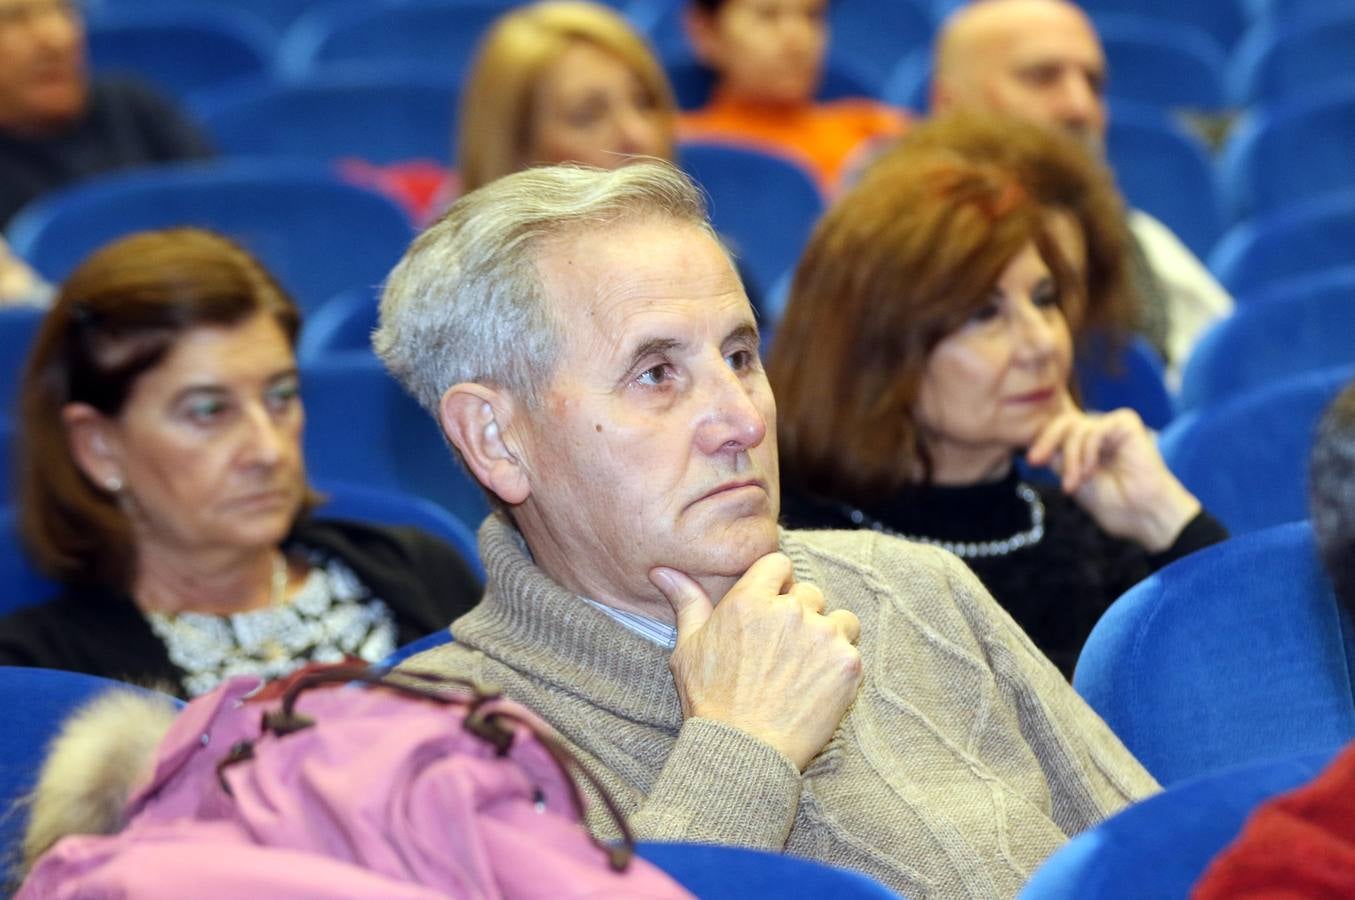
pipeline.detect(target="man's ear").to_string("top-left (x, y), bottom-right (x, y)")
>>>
top-left (61, 403), bottom-right (123, 492)
top-left (439, 383), bottom-right (532, 506)
top-left (684, 5), bottom-right (723, 69)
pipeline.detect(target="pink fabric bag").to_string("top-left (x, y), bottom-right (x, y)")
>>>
top-left (19, 665), bottom-right (690, 899)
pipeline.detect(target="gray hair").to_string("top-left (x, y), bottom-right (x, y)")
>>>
top-left (374, 161), bottom-right (714, 415)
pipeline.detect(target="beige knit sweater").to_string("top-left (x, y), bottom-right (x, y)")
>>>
top-left (404, 515), bottom-right (1159, 898)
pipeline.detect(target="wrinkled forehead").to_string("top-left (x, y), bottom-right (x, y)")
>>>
top-left (533, 218), bottom-right (752, 361)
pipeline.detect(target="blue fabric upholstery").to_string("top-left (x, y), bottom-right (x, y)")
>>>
top-left (1074, 522), bottom-right (1355, 786)
top-left (91, 0), bottom-right (327, 38)
top-left (0, 667), bottom-right (183, 886)
top-left (86, 8), bottom-right (274, 105)
top-left (1178, 270), bottom-right (1355, 412)
top-left (1105, 102), bottom-right (1225, 260)
top-left (277, 0), bottom-right (504, 84)
top-left (1072, 0), bottom-right (1246, 52)
top-left (1076, 335), bottom-right (1174, 431)
top-left (314, 480), bottom-right (483, 582)
top-left (1218, 81), bottom-right (1355, 222)
top-left (1096, 15), bottom-right (1227, 111)
top-left (200, 70), bottom-right (459, 165)
top-left (1018, 749), bottom-right (1341, 899)
top-left (296, 285), bottom-right (379, 365)
top-left (0, 306), bottom-right (44, 418)
top-left (1208, 191), bottom-right (1355, 296)
top-left (1228, 8), bottom-right (1355, 107)
top-left (636, 842), bottom-right (901, 898)
top-left (1159, 365), bottom-right (1355, 534)
top-left (301, 357), bottom-right (491, 533)
top-left (676, 141), bottom-right (824, 304)
top-left (5, 159), bottom-right (413, 314)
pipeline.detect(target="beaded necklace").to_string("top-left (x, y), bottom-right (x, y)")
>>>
top-left (839, 482), bottom-right (1046, 559)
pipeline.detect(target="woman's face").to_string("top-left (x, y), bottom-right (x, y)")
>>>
top-left (526, 41), bottom-right (672, 170)
top-left (76, 311), bottom-right (306, 557)
top-left (915, 241), bottom-right (1073, 484)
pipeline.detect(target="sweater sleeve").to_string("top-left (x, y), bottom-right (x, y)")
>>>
top-left (628, 717), bottom-right (802, 850)
top-left (1148, 510), bottom-right (1227, 571)
top-left (932, 547), bottom-right (1160, 833)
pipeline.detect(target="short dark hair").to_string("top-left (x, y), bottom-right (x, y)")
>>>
top-left (1311, 380), bottom-right (1355, 617)
top-left (18, 228), bottom-right (307, 590)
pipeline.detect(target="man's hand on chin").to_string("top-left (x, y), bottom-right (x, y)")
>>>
top-left (649, 552), bottom-right (863, 771)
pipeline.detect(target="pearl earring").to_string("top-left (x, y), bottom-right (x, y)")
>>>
top-left (105, 476), bottom-right (123, 492)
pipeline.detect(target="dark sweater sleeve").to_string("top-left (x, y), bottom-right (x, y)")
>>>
top-left (1148, 510), bottom-right (1228, 570)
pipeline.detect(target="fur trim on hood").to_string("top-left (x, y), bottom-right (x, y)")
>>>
top-left (18, 688), bottom-right (178, 880)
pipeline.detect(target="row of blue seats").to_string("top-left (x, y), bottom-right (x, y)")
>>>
top-left (82, 0), bottom-right (1355, 115)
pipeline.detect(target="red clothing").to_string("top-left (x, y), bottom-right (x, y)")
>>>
top-left (1194, 741), bottom-right (1355, 899)
top-left (679, 92), bottom-right (909, 193)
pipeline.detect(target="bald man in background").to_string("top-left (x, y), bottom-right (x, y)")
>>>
top-left (931, 0), bottom-right (1232, 383)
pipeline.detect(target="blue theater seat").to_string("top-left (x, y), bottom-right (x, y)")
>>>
top-left (1019, 749), bottom-right (1342, 898)
top-left (1219, 81), bottom-right (1355, 223)
top-left (677, 142), bottom-right (824, 305)
top-left (636, 842), bottom-right (900, 898)
top-left (6, 159), bottom-right (413, 315)
top-left (1178, 269), bottom-right (1355, 412)
top-left (1095, 15), bottom-right (1227, 111)
top-left (1228, 7), bottom-right (1355, 107)
top-left (1208, 192), bottom-right (1355, 296)
top-left (86, 8), bottom-right (274, 105)
top-left (201, 70), bottom-right (459, 166)
top-left (1160, 365), bottom-right (1355, 534)
top-left (1074, 522), bottom-right (1355, 786)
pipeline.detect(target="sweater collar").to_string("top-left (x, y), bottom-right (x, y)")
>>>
top-left (453, 514), bottom-right (684, 730)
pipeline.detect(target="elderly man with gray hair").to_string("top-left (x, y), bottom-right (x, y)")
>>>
top-left (375, 161), bottom-right (1157, 897)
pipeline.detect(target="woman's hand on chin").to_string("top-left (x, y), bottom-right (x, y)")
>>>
top-left (1026, 402), bottom-right (1201, 553)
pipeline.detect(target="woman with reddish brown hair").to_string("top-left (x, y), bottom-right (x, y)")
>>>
top-left (768, 117), bottom-right (1224, 677)
top-left (0, 228), bottom-right (480, 697)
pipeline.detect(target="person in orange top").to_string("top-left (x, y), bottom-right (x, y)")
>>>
top-left (679, 0), bottom-right (908, 193)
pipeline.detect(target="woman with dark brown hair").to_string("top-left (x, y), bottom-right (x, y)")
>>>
top-left (0, 228), bottom-right (480, 697)
top-left (769, 115), bottom-right (1224, 677)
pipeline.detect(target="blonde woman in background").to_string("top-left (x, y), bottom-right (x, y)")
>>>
top-left (458, 1), bottom-right (676, 193)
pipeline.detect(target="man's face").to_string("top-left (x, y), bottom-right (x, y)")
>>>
top-left (513, 220), bottom-right (780, 609)
top-left (0, 0), bottom-right (87, 134)
top-left (946, 1), bottom-right (1107, 145)
top-left (691, 0), bottom-right (828, 107)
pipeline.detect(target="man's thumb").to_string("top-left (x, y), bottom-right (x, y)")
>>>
top-left (649, 566), bottom-right (713, 639)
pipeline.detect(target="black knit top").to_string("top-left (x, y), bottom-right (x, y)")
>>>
top-left (781, 466), bottom-right (1227, 678)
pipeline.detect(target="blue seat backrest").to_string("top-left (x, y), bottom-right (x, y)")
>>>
top-left (1076, 332), bottom-right (1174, 431)
top-left (1228, 8), bottom-right (1355, 107)
top-left (1095, 14), bottom-right (1227, 111)
top-left (301, 357), bottom-right (491, 532)
top-left (1178, 271), bottom-right (1355, 412)
top-left (86, 8), bottom-right (274, 104)
top-left (636, 841), bottom-right (901, 898)
top-left (1074, 522), bottom-right (1355, 786)
top-left (1208, 191), bottom-right (1355, 296)
top-left (1160, 365), bottom-right (1355, 534)
top-left (1219, 80), bottom-right (1355, 223)
top-left (5, 160), bottom-right (413, 315)
top-left (1018, 749), bottom-right (1341, 898)
top-left (677, 141), bottom-right (824, 303)
top-left (0, 307), bottom-right (45, 419)
top-left (201, 69), bottom-right (460, 166)
top-left (1105, 102), bottom-right (1225, 260)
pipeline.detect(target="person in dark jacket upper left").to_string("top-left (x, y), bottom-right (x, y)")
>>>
top-left (0, 228), bottom-right (481, 697)
top-left (0, 0), bottom-right (212, 227)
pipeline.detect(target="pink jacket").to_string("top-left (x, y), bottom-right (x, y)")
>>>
top-left (19, 671), bottom-right (690, 899)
